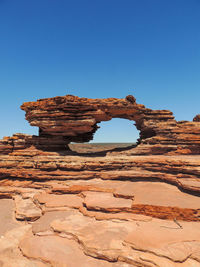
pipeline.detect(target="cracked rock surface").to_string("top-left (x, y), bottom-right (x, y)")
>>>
top-left (1, 95), bottom-right (200, 266)
top-left (0, 166), bottom-right (200, 266)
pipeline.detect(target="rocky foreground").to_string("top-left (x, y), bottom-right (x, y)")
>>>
top-left (0, 95), bottom-right (200, 266)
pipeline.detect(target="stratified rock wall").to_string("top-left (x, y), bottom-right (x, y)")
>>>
top-left (20, 94), bottom-right (200, 154)
top-left (0, 133), bottom-right (69, 153)
top-left (1, 95), bottom-right (200, 266)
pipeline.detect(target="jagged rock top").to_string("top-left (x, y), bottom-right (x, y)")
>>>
top-left (20, 95), bottom-right (174, 144)
top-left (0, 94), bottom-right (200, 154)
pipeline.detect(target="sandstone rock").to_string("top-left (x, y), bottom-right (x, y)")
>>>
top-left (124, 219), bottom-right (200, 262)
top-left (79, 205), bottom-right (151, 222)
top-left (83, 191), bottom-right (133, 212)
top-left (32, 210), bottom-right (77, 234)
top-left (51, 210), bottom-right (200, 266)
top-left (51, 211), bottom-right (133, 262)
top-left (1, 94), bottom-right (200, 155)
top-left (0, 94), bottom-right (200, 266)
top-left (14, 195), bottom-right (42, 221)
top-left (19, 95), bottom-right (200, 154)
top-left (20, 233), bottom-right (123, 267)
top-left (0, 225), bottom-right (49, 267)
top-left (34, 192), bottom-right (83, 210)
top-left (193, 114), bottom-right (200, 122)
top-left (0, 199), bottom-right (20, 236)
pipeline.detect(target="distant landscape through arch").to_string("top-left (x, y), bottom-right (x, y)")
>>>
top-left (91, 118), bottom-right (139, 144)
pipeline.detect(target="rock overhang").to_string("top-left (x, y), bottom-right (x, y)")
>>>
top-left (0, 94), bottom-right (200, 154)
top-left (19, 94), bottom-right (200, 154)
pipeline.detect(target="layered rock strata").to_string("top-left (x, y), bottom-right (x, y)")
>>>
top-left (1, 94), bottom-right (200, 266)
top-left (19, 94), bottom-right (200, 154)
top-left (0, 173), bottom-right (200, 266)
top-left (0, 133), bottom-right (69, 154)
top-left (1, 148), bottom-right (200, 221)
top-left (2, 95), bottom-right (200, 154)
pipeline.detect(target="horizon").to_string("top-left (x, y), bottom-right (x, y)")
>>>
top-left (0, 0), bottom-right (199, 142)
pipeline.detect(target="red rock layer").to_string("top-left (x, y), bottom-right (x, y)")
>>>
top-left (1, 147), bottom-right (200, 221)
top-left (1, 95), bottom-right (200, 266)
top-left (1, 95), bottom-right (200, 154)
top-left (0, 133), bottom-right (69, 154)
top-left (20, 94), bottom-right (200, 154)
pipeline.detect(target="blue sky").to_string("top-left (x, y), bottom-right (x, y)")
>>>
top-left (0, 0), bottom-right (199, 142)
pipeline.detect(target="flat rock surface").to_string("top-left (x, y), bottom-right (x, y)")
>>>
top-left (1, 146), bottom-right (200, 265)
top-left (83, 191), bottom-right (133, 211)
top-left (20, 234), bottom-right (119, 267)
top-left (125, 219), bottom-right (200, 262)
top-left (2, 95), bottom-right (200, 266)
top-left (35, 192), bottom-right (83, 209)
top-left (120, 181), bottom-right (200, 209)
top-left (0, 199), bottom-right (20, 236)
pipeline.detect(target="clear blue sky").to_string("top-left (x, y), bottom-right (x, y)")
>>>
top-left (0, 0), bottom-right (199, 142)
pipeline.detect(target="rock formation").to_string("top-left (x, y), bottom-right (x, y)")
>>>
top-left (19, 94), bottom-right (200, 154)
top-left (0, 94), bottom-right (200, 266)
top-left (1, 94), bottom-right (200, 154)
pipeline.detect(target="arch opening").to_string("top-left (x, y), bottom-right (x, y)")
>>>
top-left (91, 118), bottom-right (139, 144)
top-left (69, 118), bottom-right (140, 154)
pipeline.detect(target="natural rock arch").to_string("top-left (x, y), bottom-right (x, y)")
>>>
top-left (20, 94), bottom-right (161, 150)
top-left (1, 94), bottom-right (200, 155)
top-left (19, 94), bottom-right (200, 154)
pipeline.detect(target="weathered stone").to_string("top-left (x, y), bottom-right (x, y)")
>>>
top-left (83, 191), bottom-right (133, 212)
top-left (20, 233), bottom-right (122, 267)
top-left (19, 95), bottom-right (200, 154)
top-left (51, 211), bottom-right (200, 266)
top-left (0, 199), bottom-right (20, 235)
top-left (193, 114), bottom-right (200, 122)
top-left (124, 219), bottom-right (200, 262)
top-left (0, 94), bottom-right (200, 266)
top-left (34, 192), bottom-right (83, 210)
top-left (14, 195), bottom-right (42, 221)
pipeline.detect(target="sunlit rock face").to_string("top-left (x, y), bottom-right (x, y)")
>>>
top-left (19, 94), bottom-right (200, 154)
top-left (1, 95), bottom-right (200, 266)
top-left (1, 94), bottom-right (200, 154)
